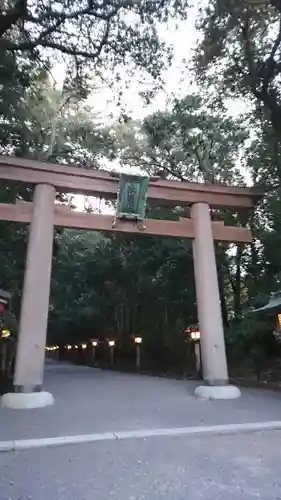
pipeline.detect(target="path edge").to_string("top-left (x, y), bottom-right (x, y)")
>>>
top-left (1, 421), bottom-right (281, 452)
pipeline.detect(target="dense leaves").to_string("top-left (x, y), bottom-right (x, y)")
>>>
top-left (111, 95), bottom-right (247, 185)
top-left (0, 0), bottom-right (189, 92)
top-left (195, 0), bottom-right (281, 137)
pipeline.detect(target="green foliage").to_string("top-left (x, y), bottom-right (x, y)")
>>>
top-left (0, 57), bottom-right (115, 313)
top-left (3, 73), bottom-right (115, 164)
top-left (195, 0), bottom-right (281, 137)
top-left (226, 314), bottom-right (278, 378)
top-left (143, 96), bottom-right (247, 183)
top-left (113, 95), bottom-right (247, 184)
top-left (0, 51), bottom-right (42, 156)
top-left (192, 1), bottom-right (281, 317)
top-left (0, 0), bottom-right (189, 93)
top-left (48, 229), bottom-right (197, 352)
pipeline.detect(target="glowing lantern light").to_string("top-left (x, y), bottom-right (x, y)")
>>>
top-left (191, 331), bottom-right (200, 341)
top-left (1, 329), bottom-right (10, 339)
top-left (134, 336), bottom-right (142, 344)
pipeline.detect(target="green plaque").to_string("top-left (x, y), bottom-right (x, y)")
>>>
top-left (116, 173), bottom-right (148, 221)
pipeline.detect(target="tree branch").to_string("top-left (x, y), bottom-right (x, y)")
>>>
top-left (260, 18), bottom-right (281, 92)
top-left (7, 18), bottom-right (111, 61)
top-left (26, 3), bottom-right (121, 24)
top-left (270, 18), bottom-right (281, 60)
top-left (146, 153), bottom-right (185, 181)
top-left (194, 143), bottom-right (213, 183)
top-left (0, 0), bottom-right (27, 37)
top-left (241, 17), bottom-right (257, 86)
top-left (241, 14), bottom-right (281, 108)
top-left (2, 0), bottom-right (122, 51)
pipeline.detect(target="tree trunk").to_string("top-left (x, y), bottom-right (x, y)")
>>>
top-left (1, 342), bottom-right (7, 374)
top-left (233, 246), bottom-right (243, 319)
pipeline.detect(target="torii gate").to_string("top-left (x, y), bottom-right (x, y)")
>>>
top-left (0, 156), bottom-right (262, 409)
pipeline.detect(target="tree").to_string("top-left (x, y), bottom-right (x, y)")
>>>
top-left (0, 50), bottom-right (43, 157)
top-left (143, 95), bottom-right (247, 184)
top-left (16, 74), bottom-right (116, 164)
top-left (242, 114), bottom-right (281, 297)
top-left (193, 2), bottom-right (281, 321)
top-left (0, 68), bottom-right (116, 315)
top-left (112, 95), bottom-right (247, 184)
top-left (194, 0), bottom-right (281, 137)
top-left (48, 227), bottom-right (196, 373)
top-left (0, 0), bottom-right (189, 91)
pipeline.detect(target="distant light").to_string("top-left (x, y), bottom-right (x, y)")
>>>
top-left (81, 343), bottom-right (87, 349)
top-left (191, 331), bottom-right (200, 341)
top-left (74, 345), bottom-right (79, 349)
top-left (134, 336), bottom-right (142, 344)
top-left (67, 345), bottom-right (72, 350)
top-left (108, 340), bottom-right (115, 347)
top-left (92, 340), bottom-right (98, 347)
top-left (45, 345), bottom-right (59, 351)
top-left (1, 329), bottom-right (10, 338)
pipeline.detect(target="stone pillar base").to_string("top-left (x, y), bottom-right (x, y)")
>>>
top-left (195, 385), bottom-right (241, 400)
top-left (1, 391), bottom-right (54, 409)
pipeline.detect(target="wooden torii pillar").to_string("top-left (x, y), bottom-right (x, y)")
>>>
top-left (0, 156), bottom-right (262, 408)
